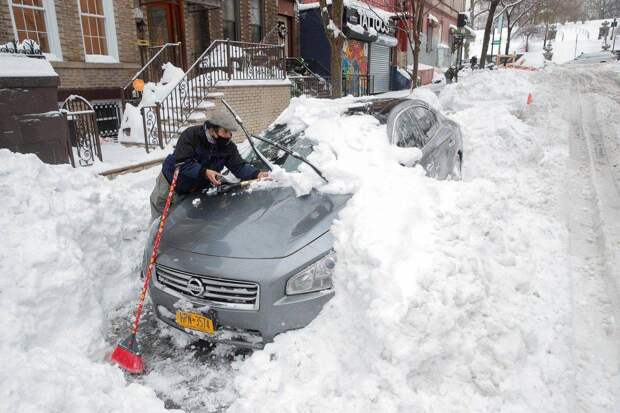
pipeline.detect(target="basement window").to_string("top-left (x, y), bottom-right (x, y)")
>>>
top-left (78, 0), bottom-right (119, 63)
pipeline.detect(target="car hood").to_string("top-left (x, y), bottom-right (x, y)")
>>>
top-left (160, 186), bottom-right (350, 259)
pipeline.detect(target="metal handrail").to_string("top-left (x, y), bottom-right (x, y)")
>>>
top-left (140, 39), bottom-right (286, 152)
top-left (157, 39), bottom-right (284, 104)
top-left (122, 42), bottom-right (182, 90)
top-left (285, 57), bottom-right (329, 84)
top-left (121, 42), bottom-right (183, 110)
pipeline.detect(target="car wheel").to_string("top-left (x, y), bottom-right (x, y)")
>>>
top-left (450, 153), bottom-right (462, 181)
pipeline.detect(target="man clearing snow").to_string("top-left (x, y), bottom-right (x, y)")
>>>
top-left (150, 110), bottom-right (269, 220)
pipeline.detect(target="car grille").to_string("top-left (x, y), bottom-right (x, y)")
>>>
top-left (155, 264), bottom-right (259, 310)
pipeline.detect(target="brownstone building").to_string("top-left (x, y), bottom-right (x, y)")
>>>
top-left (0, 0), bottom-right (298, 103)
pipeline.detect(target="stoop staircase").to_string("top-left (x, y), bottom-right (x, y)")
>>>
top-left (122, 40), bottom-right (286, 153)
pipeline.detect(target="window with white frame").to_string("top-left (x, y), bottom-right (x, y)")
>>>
top-left (8, 0), bottom-right (62, 59)
top-left (78, 0), bottom-right (118, 62)
top-left (223, 0), bottom-right (239, 41)
top-left (249, 0), bottom-right (263, 43)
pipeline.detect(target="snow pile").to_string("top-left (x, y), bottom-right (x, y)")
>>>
top-left (0, 54), bottom-right (57, 77)
top-left (119, 62), bottom-right (185, 144)
top-left (0, 150), bottom-right (174, 412)
top-left (226, 69), bottom-right (573, 412)
top-left (140, 62), bottom-right (186, 106)
top-left (119, 102), bottom-right (147, 144)
top-left (515, 51), bottom-right (546, 68)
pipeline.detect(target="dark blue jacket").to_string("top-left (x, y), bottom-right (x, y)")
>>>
top-left (162, 123), bottom-right (259, 194)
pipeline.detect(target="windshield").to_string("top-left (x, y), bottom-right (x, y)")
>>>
top-left (242, 124), bottom-right (314, 172)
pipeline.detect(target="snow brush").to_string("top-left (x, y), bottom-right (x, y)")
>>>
top-left (110, 167), bottom-right (180, 374)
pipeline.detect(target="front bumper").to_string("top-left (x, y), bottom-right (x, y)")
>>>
top-left (150, 283), bottom-right (333, 349)
top-left (147, 233), bottom-right (336, 349)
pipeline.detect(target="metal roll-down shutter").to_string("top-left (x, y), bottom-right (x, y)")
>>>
top-left (369, 43), bottom-right (391, 93)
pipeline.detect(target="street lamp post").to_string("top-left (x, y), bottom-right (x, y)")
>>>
top-left (599, 21), bottom-right (611, 51)
top-left (612, 18), bottom-right (618, 52)
top-left (543, 42), bottom-right (553, 61)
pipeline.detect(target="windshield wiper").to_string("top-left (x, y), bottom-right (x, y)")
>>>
top-left (249, 133), bottom-right (328, 183)
top-left (221, 99), bottom-right (328, 183)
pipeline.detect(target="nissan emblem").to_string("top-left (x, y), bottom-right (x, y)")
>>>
top-left (187, 278), bottom-right (205, 297)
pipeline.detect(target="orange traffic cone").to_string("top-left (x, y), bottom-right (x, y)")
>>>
top-left (527, 93), bottom-right (533, 105)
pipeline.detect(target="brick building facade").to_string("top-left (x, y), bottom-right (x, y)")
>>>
top-left (211, 82), bottom-right (291, 141)
top-left (1, 0), bottom-right (298, 102)
top-left (1, 0), bottom-right (141, 100)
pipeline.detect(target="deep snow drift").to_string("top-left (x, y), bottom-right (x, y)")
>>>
top-left (226, 70), bottom-right (574, 412)
top-left (3, 64), bottom-right (619, 412)
top-left (0, 153), bottom-right (175, 412)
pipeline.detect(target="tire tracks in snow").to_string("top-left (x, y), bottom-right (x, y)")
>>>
top-left (563, 65), bottom-right (620, 413)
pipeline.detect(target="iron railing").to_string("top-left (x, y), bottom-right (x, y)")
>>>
top-left (290, 76), bottom-right (332, 97)
top-left (121, 42), bottom-right (182, 108)
top-left (196, 40), bottom-right (286, 82)
top-left (294, 74), bottom-right (374, 98)
top-left (286, 57), bottom-right (333, 98)
top-left (61, 95), bottom-right (102, 167)
top-left (140, 40), bottom-right (285, 152)
top-left (342, 74), bottom-right (374, 97)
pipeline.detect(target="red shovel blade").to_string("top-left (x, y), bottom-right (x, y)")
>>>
top-left (110, 335), bottom-right (145, 374)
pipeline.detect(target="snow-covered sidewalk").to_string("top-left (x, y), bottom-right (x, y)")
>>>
top-left (1, 63), bottom-right (619, 412)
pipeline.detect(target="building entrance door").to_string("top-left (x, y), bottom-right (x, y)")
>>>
top-left (277, 15), bottom-right (292, 57)
top-left (146, 2), bottom-right (186, 68)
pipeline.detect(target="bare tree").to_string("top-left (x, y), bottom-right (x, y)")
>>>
top-left (361, 0), bottom-right (439, 90)
top-left (479, 0), bottom-right (501, 68)
top-left (501, 0), bottom-right (540, 54)
top-left (470, 0), bottom-right (491, 28)
top-left (541, 0), bottom-right (582, 23)
top-left (591, 0), bottom-right (620, 19)
top-left (318, 0), bottom-right (346, 97)
top-left (407, 0), bottom-right (426, 89)
top-left (515, 23), bottom-right (541, 51)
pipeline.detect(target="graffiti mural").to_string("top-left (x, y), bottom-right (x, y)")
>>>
top-left (342, 40), bottom-right (369, 95)
top-left (342, 39), bottom-right (368, 76)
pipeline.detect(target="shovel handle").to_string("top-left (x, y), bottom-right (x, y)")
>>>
top-left (131, 167), bottom-right (180, 337)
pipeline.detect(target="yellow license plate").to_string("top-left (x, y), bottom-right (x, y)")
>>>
top-left (175, 311), bottom-right (215, 334)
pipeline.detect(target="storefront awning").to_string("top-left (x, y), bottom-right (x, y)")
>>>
top-left (462, 25), bottom-right (476, 39)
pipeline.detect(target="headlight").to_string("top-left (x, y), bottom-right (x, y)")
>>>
top-left (286, 252), bottom-right (336, 295)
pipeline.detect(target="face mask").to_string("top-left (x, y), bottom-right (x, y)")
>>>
top-left (204, 123), bottom-right (231, 147)
top-left (215, 136), bottom-right (230, 148)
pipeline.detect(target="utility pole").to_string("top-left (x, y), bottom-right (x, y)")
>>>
top-left (497, 11), bottom-right (504, 65)
top-left (575, 30), bottom-right (579, 58)
top-left (600, 21), bottom-right (611, 50)
top-left (490, 24), bottom-right (495, 62)
top-left (612, 18), bottom-right (618, 52)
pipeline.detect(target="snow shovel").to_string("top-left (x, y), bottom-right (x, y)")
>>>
top-left (110, 166), bottom-right (180, 374)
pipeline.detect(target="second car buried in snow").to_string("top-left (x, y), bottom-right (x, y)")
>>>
top-left (145, 97), bottom-right (463, 348)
